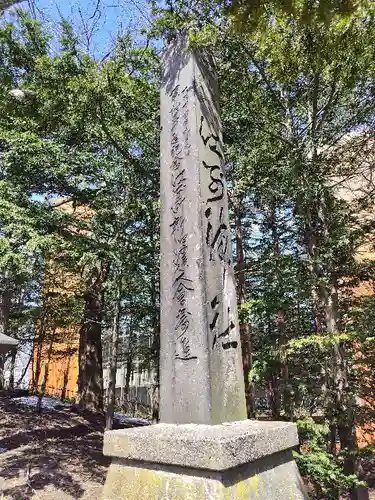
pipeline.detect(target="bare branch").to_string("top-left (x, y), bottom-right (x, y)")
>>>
top-left (250, 57), bottom-right (286, 113)
top-left (0, 0), bottom-right (24, 13)
top-left (316, 82), bottom-right (339, 132)
top-left (98, 98), bottom-right (134, 162)
top-left (88, 0), bottom-right (101, 20)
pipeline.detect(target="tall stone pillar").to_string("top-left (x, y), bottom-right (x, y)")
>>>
top-left (102, 33), bottom-right (307, 500)
top-left (159, 33), bottom-right (246, 425)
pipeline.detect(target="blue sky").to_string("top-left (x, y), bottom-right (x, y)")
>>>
top-left (25, 0), bottom-right (151, 59)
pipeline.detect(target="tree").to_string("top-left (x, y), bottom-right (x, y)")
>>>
top-left (0, 11), bottom-right (159, 412)
top-left (151, 1), bottom-right (375, 496)
top-left (1, 4), bottom-right (374, 496)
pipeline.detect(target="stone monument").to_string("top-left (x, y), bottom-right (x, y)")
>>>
top-left (159, 34), bottom-right (247, 426)
top-left (102, 33), bottom-right (307, 500)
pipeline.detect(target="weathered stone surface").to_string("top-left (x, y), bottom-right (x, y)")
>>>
top-left (103, 420), bottom-right (299, 470)
top-left (102, 450), bottom-right (307, 500)
top-left (160, 32), bottom-right (246, 425)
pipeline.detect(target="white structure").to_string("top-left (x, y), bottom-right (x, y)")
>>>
top-left (102, 363), bottom-right (155, 407)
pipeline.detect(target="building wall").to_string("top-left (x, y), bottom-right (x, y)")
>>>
top-left (31, 329), bottom-right (79, 399)
top-left (103, 364), bottom-right (154, 406)
top-left (30, 201), bottom-right (89, 399)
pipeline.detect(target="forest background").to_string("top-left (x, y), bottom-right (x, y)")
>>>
top-left (0, 0), bottom-right (374, 498)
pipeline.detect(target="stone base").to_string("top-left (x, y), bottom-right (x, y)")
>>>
top-left (102, 421), bottom-right (307, 500)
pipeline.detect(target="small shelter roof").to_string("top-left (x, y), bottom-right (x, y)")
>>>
top-left (0, 333), bottom-right (18, 354)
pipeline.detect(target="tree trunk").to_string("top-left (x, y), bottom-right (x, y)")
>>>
top-left (124, 351), bottom-right (132, 400)
top-left (266, 317), bottom-right (281, 419)
top-left (32, 341), bottom-right (43, 392)
top-left (77, 262), bottom-right (109, 413)
top-left (0, 356), bottom-right (4, 390)
top-left (317, 194), bottom-right (357, 476)
top-left (304, 200), bottom-right (341, 453)
top-left (16, 349), bottom-right (32, 388)
top-left (150, 275), bottom-right (160, 423)
top-left (32, 311), bottom-right (48, 392)
top-left (0, 283), bottom-right (12, 390)
top-left (270, 205), bottom-right (291, 419)
top-left (37, 338), bottom-right (53, 413)
top-left (61, 356), bottom-right (71, 401)
top-left (305, 191), bottom-right (364, 496)
top-left (324, 275), bottom-right (362, 498)
top-left (8, 349), bottom-right (16, 391)
top-left (151, 383), bottom-right (159, 424)
top-left (0, 288), bottom-right (11, 334)
top-left (234, 198), bottom-right (255, 417)
top-left (302, 204), bottom-right (331, 419)
top-left (268, 372), bottom-right (281, 419)
top-left (106, 285), bottom-right (121, 430)
top-left (120, 365), bottom-right (126, 405)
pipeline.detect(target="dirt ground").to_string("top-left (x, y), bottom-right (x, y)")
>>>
top-left (0, 396), bottom-right (110, 499)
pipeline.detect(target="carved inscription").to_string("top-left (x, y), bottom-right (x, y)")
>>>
top-left (199, 112), bottom-right (238, 352)
top-left (209, 294), bottom-right (237, 350)
top-left (169, 84), bottom-right (197, 361)
top-left (205, 206), bottom-right (228, 262)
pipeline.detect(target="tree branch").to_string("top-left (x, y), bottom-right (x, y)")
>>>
top-left (0, 0), bottom-right (24, 13)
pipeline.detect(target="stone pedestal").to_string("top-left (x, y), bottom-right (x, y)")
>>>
top-left (102, 421), bottom-right (307, 499)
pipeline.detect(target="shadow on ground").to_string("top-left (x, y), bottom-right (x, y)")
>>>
top-left (0, 397), bottom-right (111, 499)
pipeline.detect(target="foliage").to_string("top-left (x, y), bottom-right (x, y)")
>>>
top-left (295, 418), bottom-right (365, 499)
top-left (226, 0), bottom-right (374, 30)
top-left (0, 9), bottom-right (160, 407)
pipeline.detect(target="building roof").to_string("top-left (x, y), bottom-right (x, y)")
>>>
top-left (0, 333), bottom-right (18, 354)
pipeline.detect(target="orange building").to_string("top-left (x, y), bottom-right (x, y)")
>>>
top-left (32, 328), bottom-right (79, 400)
top-left (31, 201), bottom-right (92, 400)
